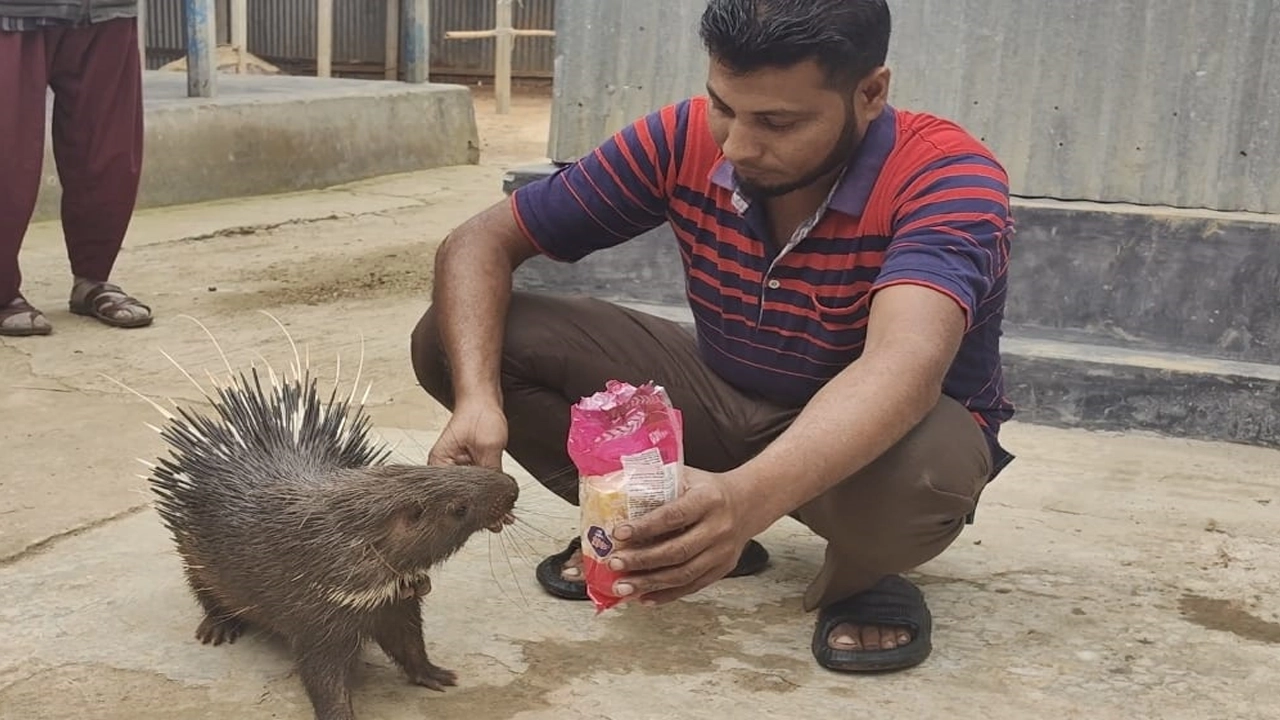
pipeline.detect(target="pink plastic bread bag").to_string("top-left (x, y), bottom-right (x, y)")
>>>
top-left (566, 380), bottom-right (685, 612)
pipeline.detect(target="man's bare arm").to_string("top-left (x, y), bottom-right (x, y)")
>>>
top-left (431, 198), bottom-right (542, 410)
top-left (732, 283), bottom-right (968, 534)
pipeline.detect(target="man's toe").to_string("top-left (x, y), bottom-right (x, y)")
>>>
top-left (828, 623), bottom-right (861, 650)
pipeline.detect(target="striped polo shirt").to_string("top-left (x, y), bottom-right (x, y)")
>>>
top-left (511, 96), bottom-right (1015, 474)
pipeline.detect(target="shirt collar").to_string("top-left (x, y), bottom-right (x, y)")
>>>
top-left (709, 104), bottom-right (898, 218)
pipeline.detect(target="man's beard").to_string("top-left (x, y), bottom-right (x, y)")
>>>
top-left (733, 111), bottom-right (861, 200)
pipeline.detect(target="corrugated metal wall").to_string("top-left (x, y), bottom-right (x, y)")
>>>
top-left (142, 0), bottom-right (555, 78)
top-left (547, 0), bottom-right (1280, 215)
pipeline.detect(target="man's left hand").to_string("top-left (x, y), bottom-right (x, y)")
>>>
top-left (607, 466), bottom-right (763, 606)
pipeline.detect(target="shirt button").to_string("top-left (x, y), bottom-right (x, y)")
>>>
top-left (767, 279), bottom-right (780, 289)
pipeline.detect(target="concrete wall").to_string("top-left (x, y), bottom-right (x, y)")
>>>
top-left (32, 72), bottom-right (480, 224)
top-left (546, 0), bottom-right (1280, 214)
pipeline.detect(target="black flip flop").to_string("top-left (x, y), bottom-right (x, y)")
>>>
top-left (811, 574), bottom-right (933, 672)
top-left (535, 536), bottom-right (771, 601)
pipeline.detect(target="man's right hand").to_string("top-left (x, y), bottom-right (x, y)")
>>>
top-left (428, 401), bottom-right (509, 469)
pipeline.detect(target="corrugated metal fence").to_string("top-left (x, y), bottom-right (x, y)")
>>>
top-left (547, 0), bottom-right (1280, 215)
top-left (142, 0), bottom-right (555, 79)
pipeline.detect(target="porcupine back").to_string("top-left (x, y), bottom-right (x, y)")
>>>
top-left (148, 363), bottom-right (390, 543)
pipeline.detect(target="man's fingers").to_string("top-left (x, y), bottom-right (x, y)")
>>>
top-left (613, 532), bottom-right (700, 573)
top-left (636, 569), bottom-right (721, 606)
top-left (616, 558), bottom-right (707, 599)
top-left (477, 445), bottom-right (506, 470)
top-left (619, 491), bottom-right (707, 544)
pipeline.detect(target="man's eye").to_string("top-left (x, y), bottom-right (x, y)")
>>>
top-left (759, 118), bottom-right (796, 131)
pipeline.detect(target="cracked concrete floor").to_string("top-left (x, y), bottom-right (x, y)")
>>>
top-left (3, 86), bottom-right (1280, 720)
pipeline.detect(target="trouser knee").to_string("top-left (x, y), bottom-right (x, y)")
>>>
top-left (409, 304), bottom-right (454, 409)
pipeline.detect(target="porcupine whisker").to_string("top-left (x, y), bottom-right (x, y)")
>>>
top-left (485, 533), bottom-right (525, 609)
top-left (503, 529), bottom-right (550, 574)
top-left (499, 533), bottom-right (533, 607)
top-left (499, 532), bottom-right (533, 602)
top-left (503, 520), bottom-right (545, 556)
top-left (511, 516), bottom-right (560, 541)
top-left (496, 529), bottom-right (539, 583)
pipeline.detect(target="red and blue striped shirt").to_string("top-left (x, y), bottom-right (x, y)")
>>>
top-left (512, 96), bottom-right (1015, 472)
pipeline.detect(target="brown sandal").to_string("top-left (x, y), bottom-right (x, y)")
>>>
top-left (0, 296), bottom-right (53, 336)
top-left (68, 281), bottom-right (153, 329)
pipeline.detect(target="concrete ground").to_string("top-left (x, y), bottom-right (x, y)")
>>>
top-left (3, 84), bottom-right (1279, 720)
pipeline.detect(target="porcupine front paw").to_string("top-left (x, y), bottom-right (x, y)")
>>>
top-left (373, 597), bottom-right (458, 691)
top-left (408, 661), bottom-right (458, 691)
top-left (196, 612), bottom-right (246, 645)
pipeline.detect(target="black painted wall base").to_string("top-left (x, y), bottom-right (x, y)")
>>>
top-left (502, 163), bottom-right (1280, 449)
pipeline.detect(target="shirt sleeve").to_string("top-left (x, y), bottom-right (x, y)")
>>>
top-left (871, 152), bottom-right (1012, 329)
top-left (510, 102), bottom-right (689, 263)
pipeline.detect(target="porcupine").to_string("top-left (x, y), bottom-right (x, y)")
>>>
top-left (113, 314), bottom-right (519, 720)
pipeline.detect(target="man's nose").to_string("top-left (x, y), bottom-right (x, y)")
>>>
top-left (720, 123), bottom-right (762, 166)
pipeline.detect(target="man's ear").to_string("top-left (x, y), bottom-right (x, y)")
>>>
top-left (856, 66), bottom-right (891, 114)
top-left (389, 502), bottom-right (425, 532)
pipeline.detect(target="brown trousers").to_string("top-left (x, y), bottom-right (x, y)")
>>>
top-left (0, 19), bottom-right (144, 305)
top-left (411, 292), bottom-right (993, 611)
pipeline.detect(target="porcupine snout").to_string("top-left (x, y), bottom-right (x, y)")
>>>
top-left (464, 466), bottom-right (520, 532)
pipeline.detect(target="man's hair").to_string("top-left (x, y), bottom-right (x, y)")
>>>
top-left (699, 0), bottom-right (891, 88)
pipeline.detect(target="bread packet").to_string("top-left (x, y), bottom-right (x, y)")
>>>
top-left (566, 380), bottom-right (685, 612)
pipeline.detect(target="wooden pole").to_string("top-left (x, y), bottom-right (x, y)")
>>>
top-left (442, 0), bottom-right (555, 114)
top-left (232, 0), bottom-right (247, 74)
top-left (494, 0), bottom-right (513, 114)
top-left (384, 0), bottom-right (399, 80)
top-left (316, 0), bottom-right (333, 77)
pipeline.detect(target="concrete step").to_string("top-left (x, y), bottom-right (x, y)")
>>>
top-left (34, 72), bottom-right (481, 223)
top-left (510, 289), bottom-right (1280, 449)
top-left (502, 164), bottom-right (1280, 449)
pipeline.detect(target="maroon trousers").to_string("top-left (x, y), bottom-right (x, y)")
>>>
top-left (0, 18), bottom-right (144, 305)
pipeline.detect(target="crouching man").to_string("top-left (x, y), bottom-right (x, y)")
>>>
top-left (412, 0), bottom-right (1015, 673)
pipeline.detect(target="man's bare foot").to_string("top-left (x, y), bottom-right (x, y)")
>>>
top-left (560, 546), bottom-right (584, 581)
top-left (811, 575), bottom-right (932, 672)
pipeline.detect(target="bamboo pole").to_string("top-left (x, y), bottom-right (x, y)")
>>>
top-left (316, 0), bottom-right (333, 77)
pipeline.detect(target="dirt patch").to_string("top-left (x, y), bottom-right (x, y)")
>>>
top-left (232, 240), bottom-right (439, 308)
top-left (1179, 593), bottom-right (1280, 644)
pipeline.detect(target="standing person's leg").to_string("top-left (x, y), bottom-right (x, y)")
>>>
top-left (49, 17), bottom-right (151, 328)
top-left (0, 28), bottom-right (53, 336)
top-left (411, 291), bottom-right (777, 597)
